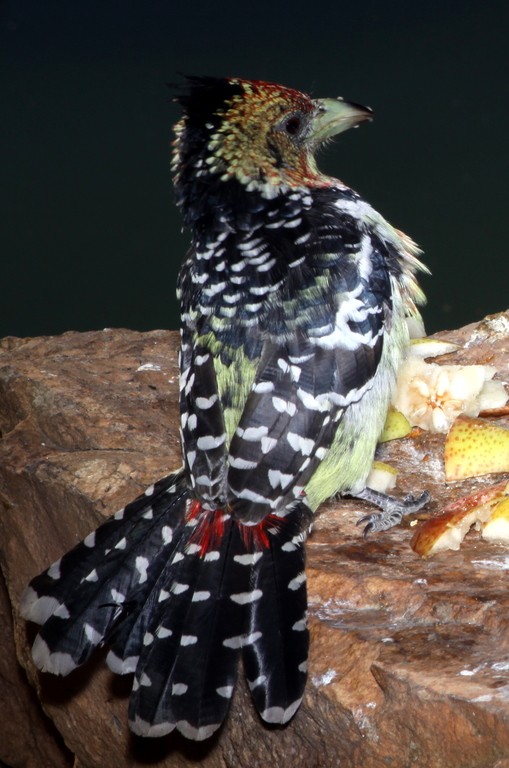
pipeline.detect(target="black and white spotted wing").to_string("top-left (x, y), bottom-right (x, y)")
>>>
top-left (227, 256), bottom-right (390, 522)
top-left (242, 505), bottom-right (311, 725)
top-left (128, 514), bottom-right (254, 739)
top-left (20, 473), bottom-right (189, 676)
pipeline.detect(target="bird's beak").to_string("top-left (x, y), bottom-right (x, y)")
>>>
top-left (310, 97), bottom-right (373, 141)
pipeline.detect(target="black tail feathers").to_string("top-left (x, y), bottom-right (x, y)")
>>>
top-left (21, 472), bottom-right (311, 740)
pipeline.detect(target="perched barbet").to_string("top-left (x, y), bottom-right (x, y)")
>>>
top-left (21, 77), bottom-right (429, 740)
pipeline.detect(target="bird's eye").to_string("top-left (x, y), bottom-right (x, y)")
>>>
top-left (282, 113), bottom-right (303, 136)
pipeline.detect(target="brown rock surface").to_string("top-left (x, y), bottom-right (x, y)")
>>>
top-left (1, 314), bottom-right (509, 768)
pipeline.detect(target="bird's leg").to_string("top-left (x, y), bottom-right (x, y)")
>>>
top-left (348, 487), bottom-right (431, 535)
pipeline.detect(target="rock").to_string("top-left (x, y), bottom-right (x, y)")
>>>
top-left (1, 316), bottom-right (509, 768)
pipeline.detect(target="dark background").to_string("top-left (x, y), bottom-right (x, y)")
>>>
top-left (1, 0), bottom-right (507, 339)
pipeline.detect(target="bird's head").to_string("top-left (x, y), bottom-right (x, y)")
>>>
top-left (172, 76), bottom-right (372, 202)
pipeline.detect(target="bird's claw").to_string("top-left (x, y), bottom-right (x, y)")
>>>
top-left (351, 488), bottom-right (430, 536)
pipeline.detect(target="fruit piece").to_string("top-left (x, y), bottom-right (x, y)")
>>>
top-left (411, 506), bottom-right (491, 557)
top-left (393, 358), bottom-right (507, 434)
top-left (379, 407), bottom-right (412, 442)
top-left (444, 416), bottom-right (509, 481)
top-left (366, 461), bottom-right (397, 493)
top-left (411, 481), bottom-right (508, 557)
top-left (409, 338), bottom-right (459, 357)
top-left (482, 497), bottom-right (509, 542)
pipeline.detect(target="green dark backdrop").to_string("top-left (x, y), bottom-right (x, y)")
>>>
top-left (1, 0), bottom-right (508, 338)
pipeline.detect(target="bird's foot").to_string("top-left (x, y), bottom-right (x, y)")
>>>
top-left (349, 487), bottom-right (431, 535)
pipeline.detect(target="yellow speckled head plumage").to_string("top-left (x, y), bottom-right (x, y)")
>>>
top-left (173, 77), bottom-right (323, 193)
top-left (173, 76), bottom-right (372, 198)
top-left (200, 79), bottom-right (321, 189)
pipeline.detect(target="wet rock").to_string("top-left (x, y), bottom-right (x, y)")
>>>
top-left (1, 315), bottom-right (509, 767)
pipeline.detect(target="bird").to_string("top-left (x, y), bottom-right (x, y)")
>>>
top-left (21, 76), bottom-right (429, 741)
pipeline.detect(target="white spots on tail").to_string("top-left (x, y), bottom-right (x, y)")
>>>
top-left (216, 685), bottom-right (234, 699)
top-left (20, 590), bottom-right (58, 623)
top-left (139, 672), bottom-right (152, 687)
top-left (180, 634), bottom-right (198, 646)
top-left (53, 602), bottom-right (70, 619)
top-left (110, 588), bottom-right (125, 605)
top-left (31, 636), bottom-right (78, 675)
top-left (172, 683), bottom-right (188, 695)
top-left (230, 589), bottom-right (263, 605)
top-left (46, 558), bottom-right (62, 580)
top-left (292, 616), bottom-right (307, 631)
top-left (106, 650), bottom-right (138, 674)
top-left (161, 525), bottom-right (173, 545)
top-left (83, 569), bottom-right (99, 583)
top-left (135, 556), bottom-right (149, 584)
top-left (156, 625), bottom-right (173, 639)
top-left (233, 552), bottom-right (263, 566)
top-left (84, 623), bottom-right (103, 645)
top-left (115, 537), bottom-right (127, 550)
top-left (288, 572), bottom-right (306, 591)
top-left (171, 582), bottom-right (189, 595)
top-left (261, 698), bottom-right (303, 724)
top-left (247, 675), bottom-right (267, 690)
top-left (177, 721), bottom-right (220, 741)
top-left (128, 716), bottom-right (174, 738)
top-left (204, 550), bottom-right (220, 562)
top-left (223, 630), bottom-right (262, 649)
top-left (192, 591), bottom-right (211, 602)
